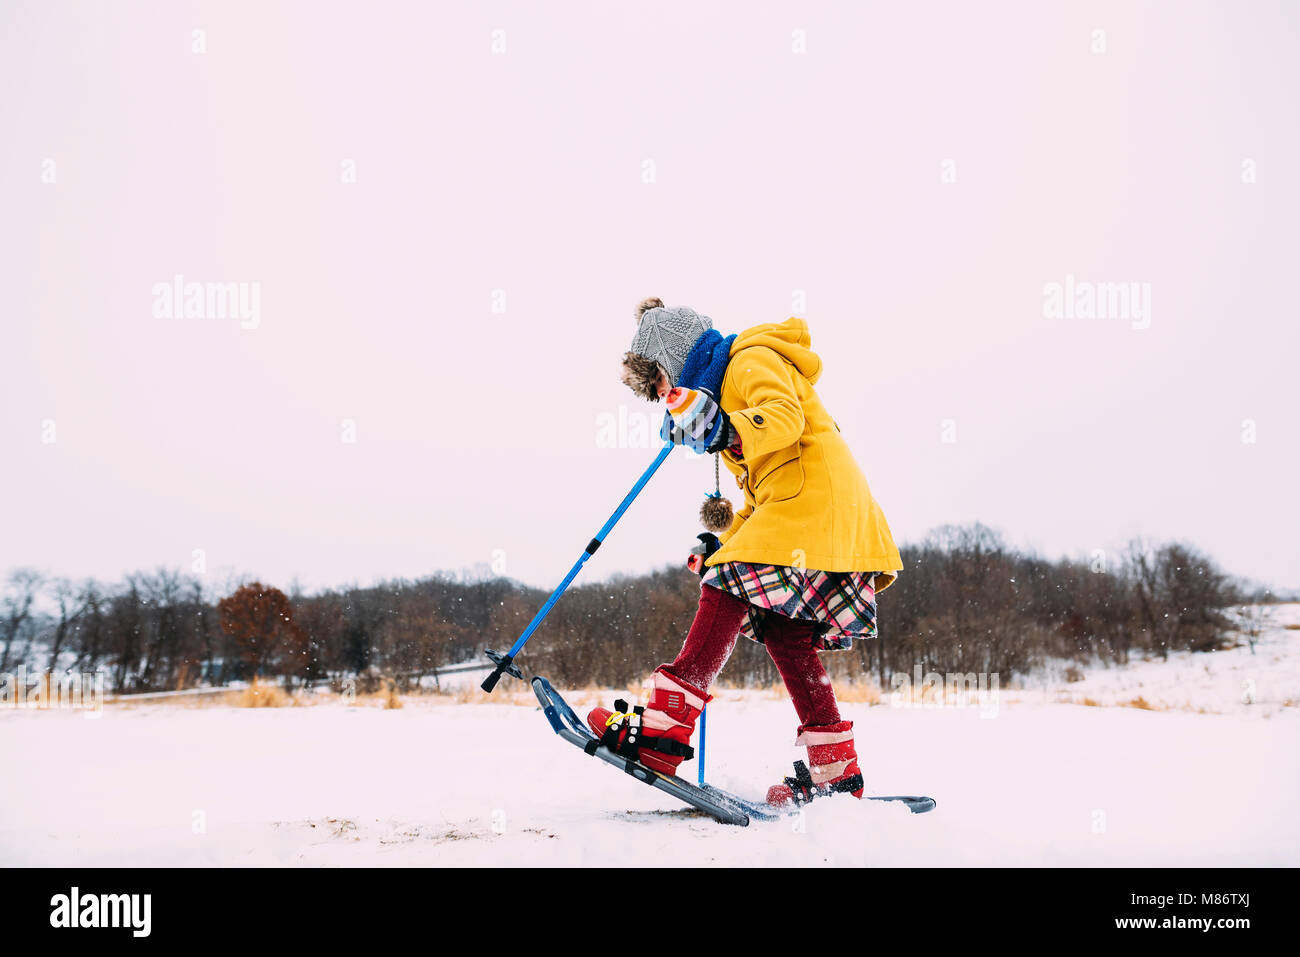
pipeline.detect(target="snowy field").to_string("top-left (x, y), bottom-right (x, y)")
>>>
top-left (3, 605), bottom-right (1298, 867)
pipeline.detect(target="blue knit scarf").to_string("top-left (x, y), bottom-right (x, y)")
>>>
top-left (658, 329), bottom-right (736, 453)
top-left (678, 329), bottom-right (736, 398)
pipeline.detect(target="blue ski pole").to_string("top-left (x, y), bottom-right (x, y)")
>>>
top-left (481, 441), bottom-right (676, 692)
top-left (698, 704), bottom-right (707, 786)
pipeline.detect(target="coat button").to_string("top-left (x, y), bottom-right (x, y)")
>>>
top-left (753, 414), bottom-right (764, 425)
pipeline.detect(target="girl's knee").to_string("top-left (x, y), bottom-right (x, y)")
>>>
top-left (763, 614), bottom-right (817, 653)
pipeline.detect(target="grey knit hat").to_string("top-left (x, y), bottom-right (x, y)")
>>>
top-left (628, 305), bottom-right (713, 388)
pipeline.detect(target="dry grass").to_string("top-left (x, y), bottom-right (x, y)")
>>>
top-left (383, 681), bottom-right (403, 709)
top-left (104, 690), bottom-right (230, 710)
top-left (831, 680), bottom-right (884, 705)
top-left (444, 678), bottom-right (656, 710)
top-left (1057, 694), bottom-right (1138, 708)
top-left (103, 666), bottom-right (1275, 718)
top-left (437, 675), bottom-right (885, 710)
top-left (102, 676), bottom-right (418, 710)
top-left (1050, 695), bottom-right (1101, 707)
top-left (1056, 692), bottom-right (1230, 714)
top-left (721, 676), bottom-right (883, 706)
top-left (339, 681), bottom-right (407, 709)
top-left (740, 679), bottom-right (795, 703)
top-left (226, 679), bottom-right (298, 708)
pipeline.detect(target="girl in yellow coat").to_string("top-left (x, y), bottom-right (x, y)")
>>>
top-left (588, 298), bottom-right (903, 806)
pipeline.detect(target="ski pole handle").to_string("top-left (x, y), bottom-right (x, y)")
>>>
top-left (481, 650), bottom-right (523, 693)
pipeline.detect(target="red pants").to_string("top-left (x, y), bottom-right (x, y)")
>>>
top-left (662, 583), bottom-right (842, 728)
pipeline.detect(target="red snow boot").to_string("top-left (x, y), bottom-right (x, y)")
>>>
top-left (766, 720), bottom-right (864, 806)
top-left (587, 667), bottom-right (710, 777)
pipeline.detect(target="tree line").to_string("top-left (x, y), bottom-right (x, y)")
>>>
top-left (0, 524), bottom-right (1282, 694)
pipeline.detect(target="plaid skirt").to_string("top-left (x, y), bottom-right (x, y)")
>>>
top-left (700, 560), bottom-right (881, 652)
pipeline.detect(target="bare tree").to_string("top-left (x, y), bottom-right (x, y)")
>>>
top-left (45, 578), bottom-right (88, 672)
top-left (66, 579), bottom-right (109, 675)
top-left (0, 522), bottom-right (1247, 692)
top-left (1, 569), bottom-right (43, 672)
top-left (1231, 603), bottom-right (1273, 656)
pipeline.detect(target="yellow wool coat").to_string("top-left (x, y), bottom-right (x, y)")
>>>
top-left (705, 317), bottom-right (903, 591)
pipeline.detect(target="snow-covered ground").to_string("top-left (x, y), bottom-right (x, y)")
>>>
top-left (1011, 602), bottom-right (1300, 717)
top-left (2, 606), bottom-right (1298, 866)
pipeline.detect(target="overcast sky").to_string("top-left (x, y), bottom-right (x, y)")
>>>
top-left (2, 1), bottom-right (1296, 596)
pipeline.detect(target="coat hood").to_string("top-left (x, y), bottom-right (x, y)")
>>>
top-left (729, 317), bottom-right (822, 385)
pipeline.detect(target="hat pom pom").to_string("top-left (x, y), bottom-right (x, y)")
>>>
top-left (700, 492), bottom-right (733, 533)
